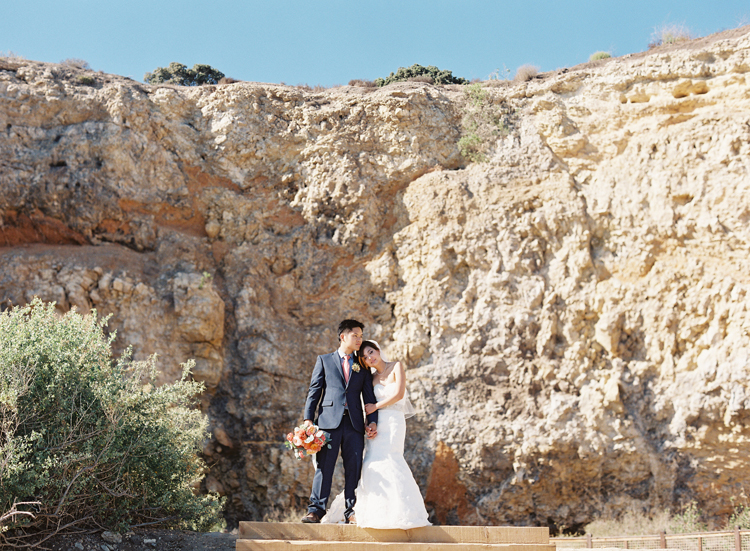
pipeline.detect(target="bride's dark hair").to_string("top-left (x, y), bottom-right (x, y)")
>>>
top-left (358, 340), bottom-right (380, 370)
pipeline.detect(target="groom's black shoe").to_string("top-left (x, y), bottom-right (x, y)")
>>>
top-left (301, 511), bottom-right (322, 523)
top-left (345, 514), bottom-right (357, 525)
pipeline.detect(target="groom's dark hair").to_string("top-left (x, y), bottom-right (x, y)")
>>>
top-left (338, 319), bottom-right (364, 339)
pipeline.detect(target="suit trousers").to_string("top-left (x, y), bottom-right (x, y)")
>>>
top-left (308, 412), bottom-right (364, 518)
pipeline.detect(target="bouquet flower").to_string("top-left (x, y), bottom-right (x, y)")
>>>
top-left (285, 423), bottom-right (330, 460)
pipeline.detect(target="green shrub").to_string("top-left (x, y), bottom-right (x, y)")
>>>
top-left (458, 133), bottom-right (485, 163)
top-left (0, 300), bottom-right (222, 545)
top-left (458, 83), bottom-right (514, 163)
top-left (728, 504), bottom-right (750, 529)
top-left (590, 51), bottom-right (612, 61)
top-left (76, 75), bottom-right (96, 86)
top-left (144, 62), bottom-right (225, 86)
top-left (374, 64), bottom-right (468, 87)
top-left (670, 502), bottom-right (707, 533)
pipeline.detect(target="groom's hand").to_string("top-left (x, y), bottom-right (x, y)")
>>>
top-left (366, 422), bottom-right (377, 439)
top-left (303, 419), bottom-right (313, 427)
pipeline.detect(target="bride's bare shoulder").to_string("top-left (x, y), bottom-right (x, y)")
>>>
top-left (379, 361), bottom-right (403, 384)
top-left (391, 360), bottom-right (406, 372)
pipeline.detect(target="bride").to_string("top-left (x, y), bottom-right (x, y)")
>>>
top-left (322, 340), bottom-right (431, 529)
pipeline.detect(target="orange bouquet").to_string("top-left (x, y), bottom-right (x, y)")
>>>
top-left (285, 423), bottom-right (330, 460)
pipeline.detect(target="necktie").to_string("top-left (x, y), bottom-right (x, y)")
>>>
top-left (342, 354), bottom-right (350, 384)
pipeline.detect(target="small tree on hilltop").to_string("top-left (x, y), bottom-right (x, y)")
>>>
top-left (375, 64), bottom-right (469, 86)
top-left (144, 62), bottom-right (225, 86)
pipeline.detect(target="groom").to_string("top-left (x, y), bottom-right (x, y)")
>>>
top-left (301, 319), bottom-right (378, 524)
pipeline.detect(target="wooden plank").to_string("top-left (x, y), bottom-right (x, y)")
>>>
top-left (238, 522), bottom-right (549, 544)
top-left (237, 541), bottom-right (556, 551)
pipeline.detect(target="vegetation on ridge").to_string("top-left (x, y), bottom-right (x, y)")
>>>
top-left (144, 62), bottom-right (225, 86)
top-left (0, 299), bottom-right (223, 546)
top-left (648, 23), bottom-right (693, 49)
top-left (513, 64), bottom-right (539, 82)
top-left (375, 63), bottom-right (468, 86)
top-left (458, 82), bottom-right (514, 163)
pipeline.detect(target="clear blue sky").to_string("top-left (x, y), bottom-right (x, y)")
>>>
top-left (2, 1), bottom-right (748, 85)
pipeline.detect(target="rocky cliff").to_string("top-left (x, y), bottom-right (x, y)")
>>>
top-left (2, 26), bottom-right (750, 530)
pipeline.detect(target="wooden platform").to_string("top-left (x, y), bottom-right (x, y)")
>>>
top-left (237, 522), bottom-right (555, 551)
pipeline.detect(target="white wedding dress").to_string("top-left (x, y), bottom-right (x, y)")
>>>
top-left (321, 381), bottom-right (431, 529)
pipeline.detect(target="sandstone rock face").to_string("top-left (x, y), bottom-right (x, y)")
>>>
top-left (1, 28), bottom-right (749, 530)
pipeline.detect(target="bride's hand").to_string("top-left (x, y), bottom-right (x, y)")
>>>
top-left (365, 403), bottom-right (378, 414)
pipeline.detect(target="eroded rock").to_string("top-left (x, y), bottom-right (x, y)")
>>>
top-left (2, 27), bottom-right (750, 528)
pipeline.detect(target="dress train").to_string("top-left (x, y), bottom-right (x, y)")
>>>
top-left (321, 383), bottom-right (430, 529)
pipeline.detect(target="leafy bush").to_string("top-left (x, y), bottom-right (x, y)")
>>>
top-left (590, 51), bottom-right (612, 61)
top-left (458, 83), bottom-right (514, 163)
top-left (0, 300), bottom-right (222, 545)
top-left (458, 133), bottom-right (485, 163)
top-left (76, 75), bottom-right (96, 86)
top-left (144, 62), bottom-right (225, 86)
top-left (670, 502), bottom-right (708, 533)
top-left (728, 504), bottom-right (750, 529)
top-left (514, 64), bottom-right (540, 82)
top-left (375, 64), bottom-right (468, 87)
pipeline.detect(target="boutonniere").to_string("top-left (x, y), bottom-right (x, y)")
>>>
top-left (351, 360), bottom-right (360, 373)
